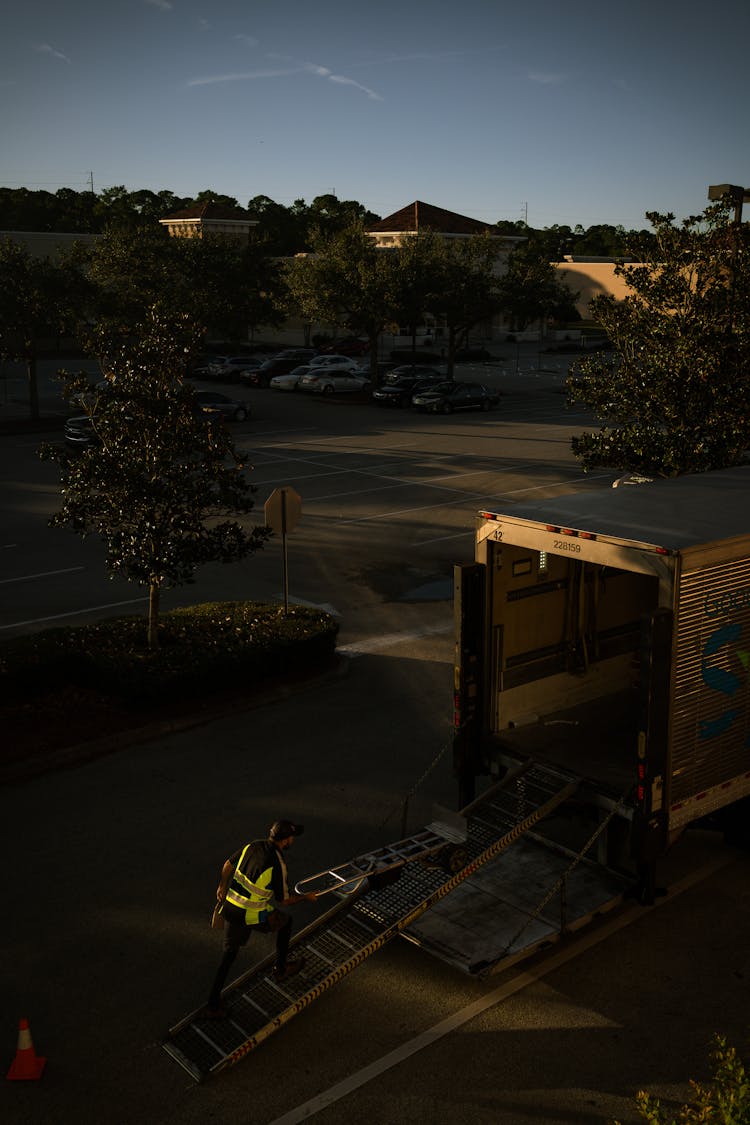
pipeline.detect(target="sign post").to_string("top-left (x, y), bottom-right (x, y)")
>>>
top-left (264, 487), bottom-right (302, 614)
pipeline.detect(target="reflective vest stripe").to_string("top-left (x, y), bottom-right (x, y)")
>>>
top-left (225, 844), bottom-right (275, 922)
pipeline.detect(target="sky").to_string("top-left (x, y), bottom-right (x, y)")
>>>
top-left (1, 0), bottom-right (749, 232)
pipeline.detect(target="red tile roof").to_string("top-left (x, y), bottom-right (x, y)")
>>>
top-left (368, 201), bottom-right (494, 236)
top-left (162, 201), bottom-right (253, 222)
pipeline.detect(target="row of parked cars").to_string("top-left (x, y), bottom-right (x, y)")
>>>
top-left (199, 344), bottom-right (501, 412)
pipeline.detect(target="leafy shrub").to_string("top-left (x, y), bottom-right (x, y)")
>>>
top-left (616, 1036), bottom-right (750, 1124)
top-left (0, 602), bottom-right (339, 707)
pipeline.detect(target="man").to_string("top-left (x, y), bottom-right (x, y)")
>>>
top-left (206, 819), bottom-right (316, 1019)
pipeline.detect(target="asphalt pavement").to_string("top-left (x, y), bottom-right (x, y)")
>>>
top-left (2, 647), bottom-right (750, 1125)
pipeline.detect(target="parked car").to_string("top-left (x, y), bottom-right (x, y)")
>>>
top-left (269, 365), bottom-right (313, 392)
top-left (205, 356), bottom-right (261, 382)
top-left (64, 414), bottom-right (98, 450)
top-left (318, 337), bottom-right (370, 357)
top-left (307, 355), bottom-right (362, 373)
top-left (187, 354), bottom-right (229, 379)
top-left (411, 382), bottom-right (500, 414)
top-left (274, 347), bottom-right (318, 362)
top-left (454, 346), bottom-right (495, 362)
top-left (244, 357), bottom-right (307, 387)
top-left (385, 365), bottom-right (444, 381)
top-left (372, 370), bottom-right (446, 408)
top-left (298, 369), bottom-right (372, 395)
top-left (193, 391), bottom-right (250, 421)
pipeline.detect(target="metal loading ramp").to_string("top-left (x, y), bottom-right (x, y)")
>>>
top-left (162, 761), bottom-right (578, 1082)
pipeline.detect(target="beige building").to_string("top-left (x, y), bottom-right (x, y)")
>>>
top-left (159, 200), bottom-right (257, 241)
top-left (554, 256), bottom-right (634, 321)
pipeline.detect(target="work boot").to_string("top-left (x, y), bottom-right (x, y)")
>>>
top-left (273, 957), bottom-right (305, 981)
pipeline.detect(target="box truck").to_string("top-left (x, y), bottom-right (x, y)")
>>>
top-left (453, 466), bottom-right (750, 902)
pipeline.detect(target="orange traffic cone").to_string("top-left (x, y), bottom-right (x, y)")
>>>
top-left (6, 1018), bottom-right (46, 1081)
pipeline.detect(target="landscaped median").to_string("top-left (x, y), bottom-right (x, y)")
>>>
top-left (0, 602), bottom-right (340, 782)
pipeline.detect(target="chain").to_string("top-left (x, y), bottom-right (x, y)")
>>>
top-left (379, 737), bottom-right (453, 834)
top-left (501, 784), bottom-right (634, 957)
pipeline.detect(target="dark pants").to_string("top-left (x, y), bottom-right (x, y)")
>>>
top-left (208, 904), bottom-right (292, 1009)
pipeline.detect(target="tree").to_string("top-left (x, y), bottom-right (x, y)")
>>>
top-left (567, 203), bottom-right (750, 476)
top-left (70, 224), bottom-right (284, 363)
top-left (0, 238), bottom-right (80, 419)
top-left (286, 222), bottom-right (401, 383)
top-left (497, 247), bottom-right (579, 334)
top-left (425, 233), bottom-right (506, 377)
top-left (40, 311), bottom-right (268, 649)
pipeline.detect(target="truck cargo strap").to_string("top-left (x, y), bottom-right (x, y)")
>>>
top-left (162, 761), bottom-right (577, 1081)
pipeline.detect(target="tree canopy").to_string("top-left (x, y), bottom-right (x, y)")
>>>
top-left (40, 311), bottom-right (268, 649)
top-left (0, 237), bottom-right (81, 418)
top-left (567, 203), bottom-right (750, 476)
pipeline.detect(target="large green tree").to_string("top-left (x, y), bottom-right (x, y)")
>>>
top-left (286, 222), bottom-right (401, 383)
top-left (497, 247), bottom-right (579, 334)
top-left (40, 311), bottom-right (268, 649)
top-left (567, 203), bottom-right (750, 476)
top-left (70, 224), bottom-right (284, 364)
top-left (0, 238), bottom-right (80, 419)
top-left (426, 233), bottom-right (506, 377)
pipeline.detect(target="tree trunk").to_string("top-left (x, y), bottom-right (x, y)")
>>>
top-left (148, 582), bottom-right (160, 650)
top-left (446, 327), bottom-right (458, 380)
top-left (26, 353), bottom-right (40, 421)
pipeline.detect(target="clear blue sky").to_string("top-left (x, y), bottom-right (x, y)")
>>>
top-left (2, 0), bottom-right (748, 231)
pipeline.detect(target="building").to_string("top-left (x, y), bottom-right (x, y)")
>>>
top-left (158, 200), bottom-right (257, 241)
top-left (367, 200), bottom-right (523, 257)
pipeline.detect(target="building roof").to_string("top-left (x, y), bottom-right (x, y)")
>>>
top-left (368, 201), bottom-right (496, 236)
top-left (161, 200), bottom-right (254, 223)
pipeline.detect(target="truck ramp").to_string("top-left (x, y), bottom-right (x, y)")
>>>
top-left (162, 762), bottom-right (577, 1081)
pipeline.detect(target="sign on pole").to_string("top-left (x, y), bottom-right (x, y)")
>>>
top-left (264, 487), bottom-right (302, 613)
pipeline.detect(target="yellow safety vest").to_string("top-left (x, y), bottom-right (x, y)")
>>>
top-left (225, 843), bottom-right (275, 924)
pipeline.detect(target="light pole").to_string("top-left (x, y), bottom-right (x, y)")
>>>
top-left (707, 183), bottom-right (750, 228)
top-left (707, 183), bottom-right (749, 339)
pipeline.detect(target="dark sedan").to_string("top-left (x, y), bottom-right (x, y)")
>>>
top-left (193, 391), bottom-right (250, 421)
top-left (411, 382), bottom-right (500, 414)
top-left (243, 357), bottom-right (306, 387)
top-left (372, 371), bottom-right (446, 408)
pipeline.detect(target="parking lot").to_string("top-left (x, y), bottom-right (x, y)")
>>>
top-left (7, 347), bottom-right (746, 1125)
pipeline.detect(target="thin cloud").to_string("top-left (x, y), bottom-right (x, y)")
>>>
top-left (326, 73), bottom-right (383, 101)
top-left (188, 56), bottom-right (384, 100)
top-left (144, 0), bottom-right (173, 9)
top-left (188, 67), bottom-right (300, 87)
top-left (354, 46), bottom-right (506, 68)
top-left (235, 34), bottom-right (258, 47)
top-left (34, 42), bottom-right (71, 63)
top-left (303, 60), bottom-right (382, 100)
top-left (528, 71), bottom-right (566, 85)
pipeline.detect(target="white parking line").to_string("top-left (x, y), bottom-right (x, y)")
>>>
top-left (267, 852), bottom-right (736, 1125)
top-left (0, 596), bottom-right (146, 631)
top-left (0, 565), bottom-right (84, 585)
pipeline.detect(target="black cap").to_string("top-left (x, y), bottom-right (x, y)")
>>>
top-left (269, 819), bottom-right (304, 841)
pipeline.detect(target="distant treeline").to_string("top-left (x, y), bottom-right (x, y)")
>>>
top-left (0, 184), bottom-right (653, 259)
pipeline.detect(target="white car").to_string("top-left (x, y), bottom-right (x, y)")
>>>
top-left (298, 369), bottom-right (372, 396)
top-left (307, 355), bottom-right (362, 373)
top-left (269, 365), bottom-right (313, 392)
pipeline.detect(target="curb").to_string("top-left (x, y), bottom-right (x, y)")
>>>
top-left (0, 656), bottom-right (350, 786)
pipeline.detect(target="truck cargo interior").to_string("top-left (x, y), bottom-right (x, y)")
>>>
top-left (488, 541), bottom-right (660, 797)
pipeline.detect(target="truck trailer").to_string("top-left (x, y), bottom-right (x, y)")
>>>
top-left (453, 466), bottom-right (750, 902)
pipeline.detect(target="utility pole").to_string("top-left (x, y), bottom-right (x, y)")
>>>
top-left (88, 171), bottom-right (94, 194)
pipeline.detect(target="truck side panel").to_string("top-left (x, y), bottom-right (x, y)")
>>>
top-left (670, 553), bottom-right (750, 827)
